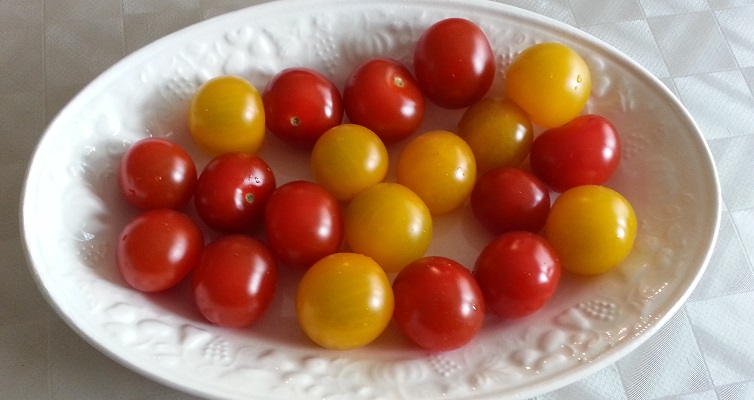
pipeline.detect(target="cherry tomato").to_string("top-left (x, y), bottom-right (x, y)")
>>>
top-left (262, 67), bottom-right (343, 147)
top-left (194, 152), bottom-right (275, 233)
top-left (344, 183), bottom-right (432, 273)
top-left (116, 209), bottom-right (204, 292)
top-left (505, 42), bottom-right (591, 128)
top-left (310, 124), bottom-right (388, 201)
top-left (474, 231), bottom-right (561, 319)
top-left (543, 185), bottom-right (636, 275)
top-left (457, 98), bottom-right (533, 175)
top-left (343, 58), bottom-right (425, 143)
top-left (117, 138), bottom-right (197, 210)
top-left (296, 253), bottom-right (394, 350)
top-left (529, 114), bottom-right (621, 192)
top-left (396, 130), bottom-right (476, 215)
top-left (471, 167), bottom-right (550, 235)
top-left (392, 256), bottom-right (485, 351)
top-left (414, 18), bottom-right (496, 109)
top-left (189, 75), bottom-right (265, 155)
top-left (192, 234), bottom-right (277, 328)
top-left (264, 180), bottom-right (344, 270)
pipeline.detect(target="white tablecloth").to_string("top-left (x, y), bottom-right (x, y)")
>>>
top-left (3, 0), bottom-right (753, 399)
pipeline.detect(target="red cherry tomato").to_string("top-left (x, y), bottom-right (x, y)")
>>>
top-left (264, 180), bottom-right (344, 269)
top-left (474, 231), bottom-right (561, 319)
top-left (343, 58), bottom-right (425, 143)
top-left (263, 67), bottom-right (343, 147)
top-left (529, 114), bottom-right (621, 192)
top-left (470, 167), bottom-right (550, 235)
top-left (414, 18), bottom-right (496, 109)
top-left (194, 152), bottom-right (276, 233)
top-left (116, 209), bottom-right (204, 292)
top-left (392, 256), bottom-right (485, 351)
top-left (192, 234), bottom-right (277, 328)
top-left (117, 138), bottom-right (197, 210)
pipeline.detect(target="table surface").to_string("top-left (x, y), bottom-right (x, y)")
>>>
top-left (3, 0), bottom-right (754, 399)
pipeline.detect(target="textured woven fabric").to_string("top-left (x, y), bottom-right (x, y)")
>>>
top-left (3, 1), bottom-right (753, 399)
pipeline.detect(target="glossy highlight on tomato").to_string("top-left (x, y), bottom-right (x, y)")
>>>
top-left (414, 18), bottom-right (496, 109)
top-left (192, 234), bottom-right (277, 328)
top-left (505, 42), bottom-right (591, 128)
top-left (116, 209), bottom-right (204, 292)
top-left (189, 75), bottom-right (265, 155)
top-left (296, 253), bottom-right (394, 350)
top-left (117, 138), bottom-right (197, 210)
top-left (393, 256), bottom-right (485, 351)
top-left (543, 185), bottom-right (637, 275)
top-left (263, 67), bottom-right (343, 147)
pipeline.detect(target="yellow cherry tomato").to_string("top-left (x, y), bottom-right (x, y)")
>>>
top-left (344, 182), bottom-right (432, 273)
top-left (543, 185), bottom-right (636, 275)
top-left (457, 98), bottom-right (533, 175)
top-left (296, 253), bottom-right (394, 350)
top-left (396, 130), bottom-right (476, 215)
top-left (311, 124), bottom-right (389, 201)
top-left (189, 75), bottom-right (265, 155)
top-left (505, 42), bottom-right (591, 129)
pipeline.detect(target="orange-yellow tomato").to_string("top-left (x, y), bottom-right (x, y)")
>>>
top-left (505, 42), bottom-right (591, 129)
top-left (311, 124), bottom-right (389, 201)
top-left (396, 130), bottom-right (476, 215)
top-left (189, 75), bottom-right (265, 155)
top-left (458, 98), bottom-right (533, 175)
top-left (296, 253), bottom-right (394, 350)
top-left (344, 183), bottom-right (432, 273)
top-left (543, 185), bottom-right (636, 275)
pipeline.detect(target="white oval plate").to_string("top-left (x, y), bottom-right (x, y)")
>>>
top-left (22, 0), bottom-right (721, 399)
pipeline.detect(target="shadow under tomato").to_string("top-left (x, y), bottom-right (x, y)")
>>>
top-left (72, 135), bottom-right (140, 289)
top-left (229, 264), bottom-right (313, 348)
